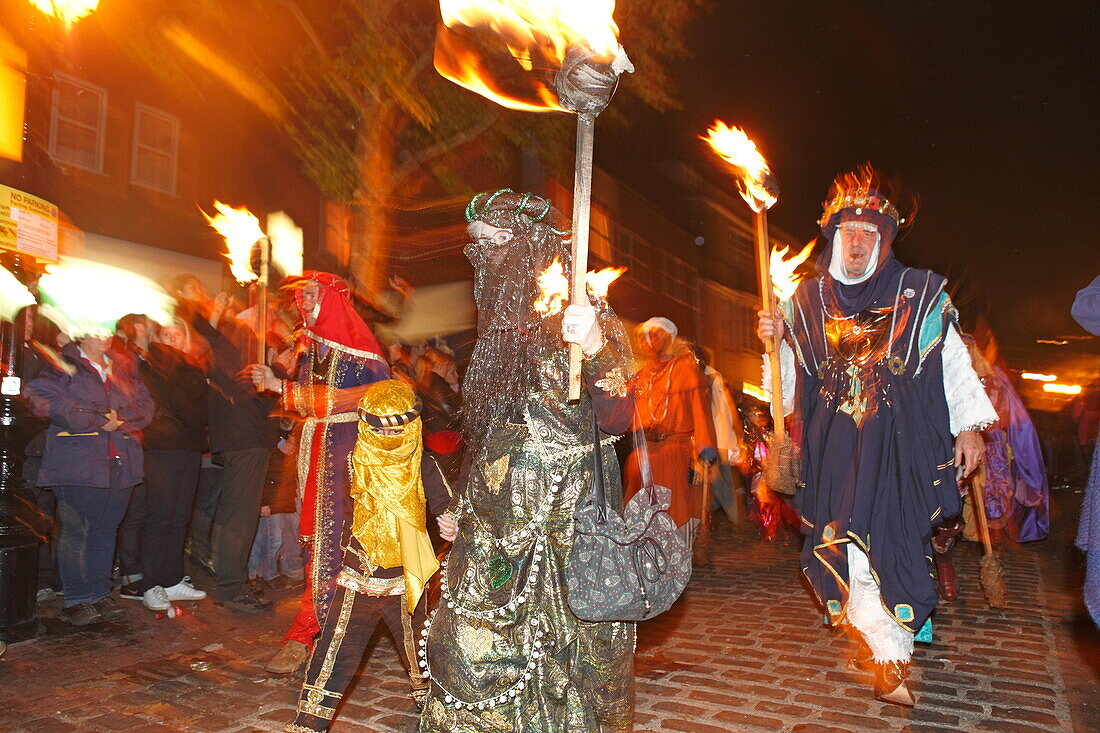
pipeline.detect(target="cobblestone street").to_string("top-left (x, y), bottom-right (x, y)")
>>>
top-left (3, 485), bottom-right (1097, 733)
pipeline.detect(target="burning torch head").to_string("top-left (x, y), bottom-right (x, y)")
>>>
top-left (553, 44), bottom-right (633, 118)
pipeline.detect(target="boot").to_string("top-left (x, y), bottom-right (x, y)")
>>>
top-left (874, 660), bottom-right (915, 706)
top-left (265, 640), bottom-right (310, 674)
top-left (934, 552), bottom-right (958, 601)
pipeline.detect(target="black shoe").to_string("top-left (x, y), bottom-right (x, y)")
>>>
top-left (216, 592), bottom-right (272, 612)
top-left (119, 582), bottom-right (143, 600)
top-left (61, 603), bottom-right (103, 626)
top-left (94, 595), bottom-right (126, 620)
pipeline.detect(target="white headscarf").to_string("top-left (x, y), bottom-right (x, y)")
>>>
top-left (828, 222), bottom-right (881, 285)
top-left (639, 317), bottom-right (677, 338)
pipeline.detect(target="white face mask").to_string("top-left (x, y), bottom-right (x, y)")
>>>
top-left (829, 225), bottom-right (881, 285)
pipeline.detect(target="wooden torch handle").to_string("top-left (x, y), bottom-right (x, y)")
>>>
top-left (567, 116), bottom-right (596, 402)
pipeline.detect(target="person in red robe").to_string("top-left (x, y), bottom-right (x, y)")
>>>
top-left (250, 272), bottom-right (390, 674)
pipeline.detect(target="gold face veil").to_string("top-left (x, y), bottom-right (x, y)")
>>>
top-left (350, 380), bottom-right (437, 612)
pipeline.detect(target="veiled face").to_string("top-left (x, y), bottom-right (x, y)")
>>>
top-left (838, 226), bottom-right (879, 278)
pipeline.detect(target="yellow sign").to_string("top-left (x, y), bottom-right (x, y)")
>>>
top-left (0, 28), bottom-right (27, 162)
top-left (0, 185), bottom-right (60, 262)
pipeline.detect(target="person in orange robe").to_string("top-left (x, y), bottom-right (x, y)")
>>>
top-left (624, 317), bottom-right (718, 532)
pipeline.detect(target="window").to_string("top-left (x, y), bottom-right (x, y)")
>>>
top-left (131, 104), bottom-right (179, 194)
top-left (589, 202), bottom-right (613, 263)
top-left (49, 73), bottom-right (107, 173)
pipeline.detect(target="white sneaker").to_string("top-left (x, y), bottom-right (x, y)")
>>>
top-left (164, 577), bottom-right (207, 602)
top-left (142, 586), bottom-right (171, 611)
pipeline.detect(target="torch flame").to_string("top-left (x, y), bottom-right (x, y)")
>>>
top-left (436, 0), bottom-right (620, 112)
top-left (702, 120), bottom-right (777, 212)
top-left (770, 241), bottom-right (815, 302)
top-left (29, 0), bottom-right (99, 29)
top-left (585, 266), bottom-right (625, 299)
top-left (202, 201), bottom-right (264, 285)
top-left (534, 258), bottom-right (569, 315)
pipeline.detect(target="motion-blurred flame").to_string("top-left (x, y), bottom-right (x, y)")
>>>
top-left (0, 264), bottom-right (35, 322)
top-left (267, 211), bottom-right (303, 278)
top-left (37, 257), bottom-right (176, 338)
top-left (29, 0), bottom-right (99, 28)
top-left (585, 266), bottom-right (625, 299)
top-left (770, 241), bottom-right (815, 302)
top-left (202, 201), bottom-right (264, 285)
top-left (702, 121), bottom-right (776, 212)
top-left (1043, 383), bottom-right (1082, 395)
top-left (534, 258), bottom-right (569, 315)
top-left (436, 0), bottom-right (620, 112)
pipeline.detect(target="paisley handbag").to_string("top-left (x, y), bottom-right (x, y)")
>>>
top-left (566, 415), bottom-right (691, 622)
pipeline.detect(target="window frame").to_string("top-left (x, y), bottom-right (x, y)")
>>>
top-left (130, 102), bottom-right (180, 195)
top-left (48, 72), bottom-right (108, 174)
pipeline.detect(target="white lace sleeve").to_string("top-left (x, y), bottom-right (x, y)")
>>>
top-left (942, 326), bottom-right (998, 436)
top-left (761, 341), bottom-right (796, 417)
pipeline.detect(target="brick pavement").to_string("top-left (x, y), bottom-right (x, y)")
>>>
top-left (1, 502), bottom-right (1091, 733)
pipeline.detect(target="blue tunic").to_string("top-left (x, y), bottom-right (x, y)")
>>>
top-left (783, 266), bottom-right (960, 632)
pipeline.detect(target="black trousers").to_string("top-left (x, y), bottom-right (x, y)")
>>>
top-left (143, 451), bottom-right (202, 590)
top-left (289, 542), bottom-right (425, 731)
top-left (188, 462), bottom-right (224, 568)
top-left (211, 448), bottom-right (269, 601)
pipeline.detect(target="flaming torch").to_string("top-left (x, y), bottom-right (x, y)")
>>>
top-left (436, 0), bottom-right (634, 400)
top-left (201, 201), bottom-right (269, 365)
top-left (702, 120), bottom-right (800, 495)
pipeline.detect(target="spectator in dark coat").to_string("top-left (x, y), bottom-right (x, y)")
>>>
top-left (119, 318), bottom-right (210, 611)
top-left (171, 274), bottom-right (278, 611)
top-left (26, 334), bottom-right (154, 626)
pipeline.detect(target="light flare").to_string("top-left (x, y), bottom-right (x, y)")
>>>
top-left (1021, 372), bottom-right (1056, 382)
top-left (37, 257), bottom-right (176, 338)
top-left (534, 258), bottom-right (569, 315)
top-left (769, 241), bottom-right (815, 302)
top-left (0, 264), bottom-right (35, 321)
top-left (584, 266), bottom-right (625, 299)
top-left (29, 0), bottom-right (99, 29)
top-left (701, 121), bottom-right (776, 211)
top-left (436, 0), bottom-right (620, 112)
top-left (1043, 383), bottom-right (1082, 395)
top-left (201, 201), bottom-right (264, 285)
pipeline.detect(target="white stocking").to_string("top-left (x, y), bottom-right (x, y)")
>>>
top-left (846, 544), bottom-right (914, 663)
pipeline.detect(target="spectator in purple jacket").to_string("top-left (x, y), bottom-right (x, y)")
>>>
top-left (26, 333), bottom-right (154, 626)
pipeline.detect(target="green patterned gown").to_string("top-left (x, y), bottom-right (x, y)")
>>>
top-left (419, 344), bottom-right (636, 733)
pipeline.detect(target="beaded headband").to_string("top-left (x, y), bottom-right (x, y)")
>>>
top-left (357, 399), bottom-right (422, 429)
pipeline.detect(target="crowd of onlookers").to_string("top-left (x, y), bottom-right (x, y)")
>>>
top-left (19, 274), bottom-right (463, 627)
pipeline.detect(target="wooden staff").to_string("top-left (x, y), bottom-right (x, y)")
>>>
top-left (753, 209), bottom-right (785, 436)
top-left (255, 236), bottom-right (269, 366)
top-left (554, 46), bottom-right (633, 402)
top-left (566, 115), bottom-right (596, 401)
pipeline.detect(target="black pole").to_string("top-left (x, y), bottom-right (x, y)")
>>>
top-left (0, 253), bottom-right (41, 642)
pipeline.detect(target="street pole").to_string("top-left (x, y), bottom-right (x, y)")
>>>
top-left (0, 253), bottom-right (41, 642)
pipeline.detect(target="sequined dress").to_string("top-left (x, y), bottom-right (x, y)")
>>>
top-left (419, 344), bottom-right (635, 733)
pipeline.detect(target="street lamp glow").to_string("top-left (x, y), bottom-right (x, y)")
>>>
top-left (1043, 383), bottom-right (1082, 395)
top-left (1021, 372), bottom-right (1057, 382)
top-left (28, 0), bottom-right (100, 29)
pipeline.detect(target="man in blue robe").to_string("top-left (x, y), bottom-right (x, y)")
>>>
top-left (758, 168), bottom-right (997, 705)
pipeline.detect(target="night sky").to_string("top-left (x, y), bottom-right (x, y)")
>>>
top-left (606, 1), bottom-right (1099, 346)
